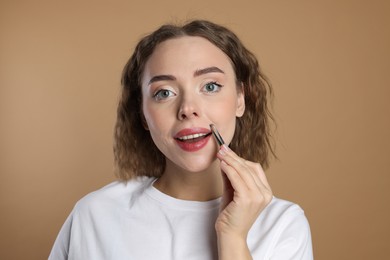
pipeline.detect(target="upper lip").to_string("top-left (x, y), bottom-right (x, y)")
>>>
top-left (174, 127), bottom-right (212, 139)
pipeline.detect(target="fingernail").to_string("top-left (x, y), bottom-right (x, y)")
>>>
top-left (221, 144), bottom-right (230, 152)
top-left (218, 145), bottom-right (229, 156)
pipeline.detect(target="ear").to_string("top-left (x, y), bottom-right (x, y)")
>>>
top-left (141, 113), bottom-right (149, 130)
top-left (235, 83), bottom-right (245, 117)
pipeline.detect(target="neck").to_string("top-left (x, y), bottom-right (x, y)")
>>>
top-left (153, 159), bottom-right (223, 201)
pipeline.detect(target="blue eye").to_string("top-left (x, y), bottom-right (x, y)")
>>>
top-left (203, 82), bottom-right (223, 93)
top-left (154, 89), bottom-right (175, 101)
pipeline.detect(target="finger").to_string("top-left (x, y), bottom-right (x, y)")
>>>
top-left (243, 161), bottom-right (273, 206)
top-left (221, 158), bottom-right (273, 213)
top-left (244, 161), bottom-right (271, 190)
top-left (217, 147), bottom-right (258, 190)
top-left (219, 160), bottom-right (248, 193)
top-left (218, 146), bottom-right (270, 193)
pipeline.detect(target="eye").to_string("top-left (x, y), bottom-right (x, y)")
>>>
top-left (153, 89), bottom-right (176, 101)
top-left (202, 82), bottom-right (223, 93)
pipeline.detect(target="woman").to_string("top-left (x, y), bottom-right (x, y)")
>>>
top-left (49, 20), bottom-right (313, 260)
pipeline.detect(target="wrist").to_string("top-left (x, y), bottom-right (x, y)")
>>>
top-left (217, 233), bottom-right (252, 260)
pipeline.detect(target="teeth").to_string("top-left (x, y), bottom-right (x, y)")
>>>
top-left (178, 133), bottom-right (208, 141)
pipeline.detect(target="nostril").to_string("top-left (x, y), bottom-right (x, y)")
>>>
top-left (178, 110), bottom-right (198, 120)
top-left (178, 100), bottom-right (200, 120)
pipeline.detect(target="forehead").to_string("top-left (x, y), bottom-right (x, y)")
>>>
top-left (142, 36), bottom-right (235, 81)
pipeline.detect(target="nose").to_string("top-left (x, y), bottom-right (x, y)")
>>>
top-left (177, 95), bottom-right (200, 120)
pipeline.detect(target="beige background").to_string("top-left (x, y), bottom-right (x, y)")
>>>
top-left (1, 0), bottom-right (389, 259)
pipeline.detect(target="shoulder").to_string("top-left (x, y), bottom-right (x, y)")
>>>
top-left (263, 196), bottom-right (306, 220)
top-left (73, 176), bottom-right (155, 215)
top-left (49, 178), bottom-right (156, 259)
top-left (250, 197), bottom-right (313, 259)
top-left (251, 196), bottom-right (310, 235)
top-left (260, 196), bottom-right (311, 236)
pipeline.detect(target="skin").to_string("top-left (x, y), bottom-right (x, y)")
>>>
top-left (141, 36), bottom-right (272, 259)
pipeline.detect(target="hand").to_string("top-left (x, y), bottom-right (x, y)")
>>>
top-left (215, 145), bottom-right (273, 239)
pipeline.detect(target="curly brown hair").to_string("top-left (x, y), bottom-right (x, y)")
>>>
top-left (114, 20), bottom-right (275, 181)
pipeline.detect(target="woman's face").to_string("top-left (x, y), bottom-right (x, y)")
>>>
top-left (141, 36), bottom-right (245, 173)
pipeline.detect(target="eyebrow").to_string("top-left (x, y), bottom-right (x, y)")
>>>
top-left (194, 66), bottom-right (225, 77)
top-left (148, 75), bottom-right (176, 85)
top-left (147, 66), bottom-right (224, 86)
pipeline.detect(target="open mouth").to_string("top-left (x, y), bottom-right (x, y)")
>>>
top-left (175, 132), bottom-right (212, 143)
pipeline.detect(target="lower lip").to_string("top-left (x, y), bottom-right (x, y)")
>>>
top-left (175, 135), bottom-right (212, 152)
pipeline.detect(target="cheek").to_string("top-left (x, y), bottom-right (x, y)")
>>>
top-left (212, 103), bottom-right (236, 121)
top-left (215, 94), bottom-right (241, 118)
top-left (210, 100), bottom-right (239, 144)
top-left (142, 106), bottom-right (168, 150)
top-left (142, 102), bottom-right (173, 136)
top-left (142, 99), bottom-right (160, 127)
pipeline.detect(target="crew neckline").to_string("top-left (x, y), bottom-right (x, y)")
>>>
top-left (145, 178), bottom-right (222, 211)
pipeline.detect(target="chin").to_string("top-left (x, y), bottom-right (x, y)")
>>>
top-left (177, 157), bottom-right (218, 174)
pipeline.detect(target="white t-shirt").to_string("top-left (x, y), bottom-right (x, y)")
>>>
top-left (49, 177), bottom-right (313, 260)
